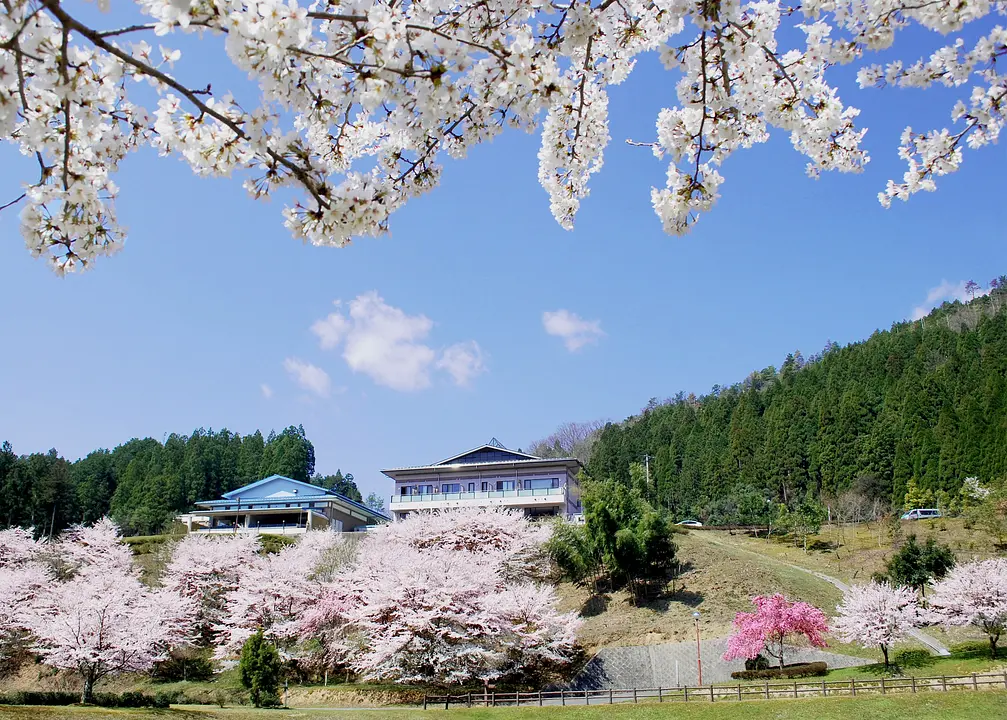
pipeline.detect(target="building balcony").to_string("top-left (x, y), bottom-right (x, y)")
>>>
top-left (389, 487), bottom-right (566, 516)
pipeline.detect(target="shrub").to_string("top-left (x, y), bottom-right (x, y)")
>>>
top-left (239, 630), bottom-right (282, 708)
top-left (745, 655), bottom-right (770, 671)
top-left (0, 691), bottom-right (168, 708)
top-left (730, 662), bottom-right (828, 680)
top-left (0, 691), bottom-right (80, 706)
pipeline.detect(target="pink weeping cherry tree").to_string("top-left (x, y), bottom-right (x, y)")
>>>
top-left (18, 518), bottom-right (194, 703)
top-left (928, 558), bottom-right (1007, 660)
top-left (723, 594), bottom-right (829, 669)
top-left (302, 508), bottom-right (580, 684)
top-left (832, 581), bottom-right (919, 666)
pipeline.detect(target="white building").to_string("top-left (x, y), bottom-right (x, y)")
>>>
top-left (384, 439), bottom-right (583, 520)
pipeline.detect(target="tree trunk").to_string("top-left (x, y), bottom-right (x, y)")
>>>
top-left (81, 669), bottom-right (96, 705)
top-left (990, 634), bottom-right (999, 660)
top-left (881, 644), bottom-right (889, 667)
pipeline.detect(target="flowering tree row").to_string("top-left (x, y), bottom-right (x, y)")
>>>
top-left (0, 0), bottom-right (1003, 272)
top-left (0, 507), bottom-right (579, 700)
top-left (725, 557), bottom-right (1007, 669)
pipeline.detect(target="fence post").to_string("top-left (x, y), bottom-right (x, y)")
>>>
top-left (851, 679), bottom-right (856, 697)
top-left (658, 687), bottom-right (663, 703)
top-left (710, 684), bottom-right (714, 702)
top-left (633, 688), bottom-right (638, 703)
top-left (737, 684), bottom-right (742, 701)
top-left (794, 681), bottom-right (798, 699)
top-left (491, 692), bottom-right (496, 707)
top-left (423, 695), bottom-right (427, 711)
top-left (561, 691), bottom-right (566, 707)
top-left (584, 690), bottom-right (589, 706)
top-left (609, 688), bottom-right (613, 704)
top-left (1003, 671), bottom-right (1007, 690)
top-left (942, 676), bottom-right (947, 692)
top-left (445, 698), bottom-right (449, 710)
top-left (467, 692), bottom-right (472, 708)
top-left (821, 680), bottom-right (827, 697)
top-left (538, 691), bottom-right (543, 707)
top-left (881, 677), bottom-right (885, 695)
top-left (764, 681), bottom-right (769, 700)
top-left (911, 677), bottom-right (916, 694)
top-left (973, 673), bottom-right (978, 691)
top-left (684, 687), bottom-right (689, 702)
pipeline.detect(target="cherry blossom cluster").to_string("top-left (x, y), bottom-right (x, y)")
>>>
top-left (833, 581), bottom-right (918, 665)
top-left (1, 0), bottom-right (1003, 271)
top-left (3, 519), bottom-right (194, 702)
top-left (213, 530), bottom-right (343, 657)
top-left (723, 593), bottom-right (829, 668)
top-left (928, 557), bottom-right (1007, 658)
top-left (301, 508), bottom-right (580, 683)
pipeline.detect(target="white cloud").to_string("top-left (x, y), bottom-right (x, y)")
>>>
top-left (542, 309), bottom-right (605, 351)
top-left (437, 341), bottom-right (487, 387)
top-left (911, 279), bottom-right (990, 320)
top-left (311, 292), bottom-right (485, 391)
top-left (283, 358), bottom-right (332, 398)
top-left (260, 383), bottom-right (274, 399)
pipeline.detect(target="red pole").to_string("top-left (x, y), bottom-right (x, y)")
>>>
top-left (694, 618), bottom-right (703, 686)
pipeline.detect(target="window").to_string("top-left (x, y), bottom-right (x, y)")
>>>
top-left (524, 478), bottom-right (560, 490)
top-left (442, 483), bottom-right (461, 493)
top-left (481, 482), bottom-right (489, 491)
top-left (468, 482), bottom-right (475, 492)
top-left (496, 480), bottom-right (516, 491)
top-left (418, 485), bottom-right (434, 495)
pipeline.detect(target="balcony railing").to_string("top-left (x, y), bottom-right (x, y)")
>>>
top-left (390, 487), bottom-right (564, 504)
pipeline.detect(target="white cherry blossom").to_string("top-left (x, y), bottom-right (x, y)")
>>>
top-left (1, 0), bottom-right (1004, 272)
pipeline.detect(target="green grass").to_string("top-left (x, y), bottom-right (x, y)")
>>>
top-left (1, 692), bottom-right (1006, 719)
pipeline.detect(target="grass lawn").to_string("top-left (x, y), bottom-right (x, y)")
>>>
top-left (1, 692), bottom-right (1006, 719)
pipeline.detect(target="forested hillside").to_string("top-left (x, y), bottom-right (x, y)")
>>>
top-left (0, 425), bottom-right (360, 536)
top-left (588, 279), bottom-right (1007, 524)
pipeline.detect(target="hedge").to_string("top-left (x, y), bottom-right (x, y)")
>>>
top-left (0, 690), bottom-right (172, 708)
top-left (731, 662), bottom-right (828, 680)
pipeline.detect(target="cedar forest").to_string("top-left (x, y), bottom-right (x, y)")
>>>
top-left (4, 280), bottom-right (1007, 536)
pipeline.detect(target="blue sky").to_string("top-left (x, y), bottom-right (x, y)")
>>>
top-left (1, 16), bottom-right (1005, 502)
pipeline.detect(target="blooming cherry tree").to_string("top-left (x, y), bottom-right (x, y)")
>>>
top-left (302, 508), bottom-right (580, 684)
top-left (161, 532), bottom-right (261, 644)
top-left (20, 518), bottom-right (194, 702)
top-left (0, 0), bottom-right (1004, 272)
top-left (0, 527), bottom-right (49, 670)
top-left (215, 530), bottom-right (342, 657)
top-left (833, 581), bottom-right (918, 666)
top-left (723, 593), bottom-right (829, 669)
top-left (929, 558), bottom-right (1007, 659)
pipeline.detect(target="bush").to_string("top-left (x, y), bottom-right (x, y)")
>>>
top-left (0, 691), bottom-right (80, 706)
top-left (152, 650), bottom-right (215, 682)
top-left (745, 655), bottom-right (770, 671)
top-left (0, 691), bottom-right (168, 708)
top-left (731, 662), bottom-right (828, 680)
top-left (239, 630), bottom-right (282, 708)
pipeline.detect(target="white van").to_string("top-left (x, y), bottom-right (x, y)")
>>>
top-left (900, 508), bottom-right (942, 520)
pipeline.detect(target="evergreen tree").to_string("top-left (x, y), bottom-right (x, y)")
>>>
top-left (239, 631), bottom-right (282, 708)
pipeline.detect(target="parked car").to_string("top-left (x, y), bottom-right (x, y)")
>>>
top-left (900, 508), bottom-right (942, 520)
top-left (675, 519), bottom-right (703, 527)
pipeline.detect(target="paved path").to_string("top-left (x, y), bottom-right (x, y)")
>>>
top-left (692, 532), bottom-right (951, 656)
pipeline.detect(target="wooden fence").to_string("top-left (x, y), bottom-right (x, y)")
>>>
top-left (422, 671), bottom-right (1007, 709)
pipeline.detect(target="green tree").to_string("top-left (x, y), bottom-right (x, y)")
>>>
top-left (364, 492), bottom-right (385, 513)
top-left (239, 631), bottom-right (282, 708)
top-left (885, 534), bottom-right (956, 596)
top-left (903, 478), bottom-right (929, 510)
top-left (260, 425), bottom-right (315, 482)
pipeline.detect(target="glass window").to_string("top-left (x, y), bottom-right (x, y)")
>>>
top-left (468, 482), bottom-right (475, 492)
top-left (525, 478), bottom-right (560, 490)
top-left (496, 480), bottom-right (516, 491)
top-left (481, 482), bottom-right (489, 491)
top-left (442, 483), bottom-right (461, 493)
